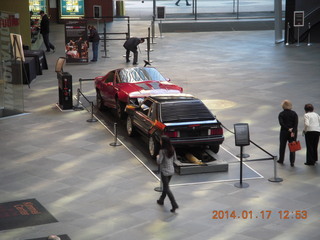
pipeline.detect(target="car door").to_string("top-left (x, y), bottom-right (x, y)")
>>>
top-left (100, 71), bottom-right (116, 107)
top-left (133, 99), bottom-right (154, 136)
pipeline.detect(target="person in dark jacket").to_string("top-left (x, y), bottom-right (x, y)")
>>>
top-left (156, 135), bottom-right (179, 213)
top-left (278, 100), bottom-right (299, 167)
top-left (40, 10), bottom-right (55, 53)
top-left (88, 25), bottom-right (100, 62)
top-left (123, 37), bottom-right (145, 65)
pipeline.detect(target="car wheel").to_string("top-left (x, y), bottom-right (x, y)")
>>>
top-left (149, 136), bottom-right (160, 159)
top-left (126, 116), bottom-right (136, 137)
top-left (210, 144), bottom-right (220, 154)
top-left (96, 90), bottom-right (105, 111)
top-left (116, 98), bottom-right (126, 119)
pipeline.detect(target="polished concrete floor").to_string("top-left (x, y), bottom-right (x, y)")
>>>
top-left (1, 18), bottom-right (320, 240)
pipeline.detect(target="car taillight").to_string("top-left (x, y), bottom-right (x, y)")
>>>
top-left (164, 131), bottom-right (180, 138)
top-left (208, 128), bottom-right (223, 135)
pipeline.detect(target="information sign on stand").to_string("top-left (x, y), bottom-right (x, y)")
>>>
top-left (234, 123), bottom-right (250, 188)
top-left (234, 123), bottom-right (250, 147)
top-left (294, 11), bottom-right (304, 47)
top-left (293, 11), bottom-right (304, 27)
top-left (157, 6), bottom-right (166, 19)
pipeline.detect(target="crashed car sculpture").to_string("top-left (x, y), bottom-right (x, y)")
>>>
top-left (95, 67), bottom-right (183, 118)
top-left (125, 94), bottom-right (224, 158)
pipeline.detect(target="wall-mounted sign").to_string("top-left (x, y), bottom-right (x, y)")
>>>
top-left (60, 0), bottom-right (84, 19)
top-left (294, 11), bottom-right (304, 27)
top-left (29, 0), bottom-right (47, 16)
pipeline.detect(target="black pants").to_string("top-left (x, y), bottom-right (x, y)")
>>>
top-left (125, 48), bottom-right (138, 64)
top-left (42, 33), bottom-right (55, 51)
top-left (159, 173), bottom-right (178, 209)
top-left (305, 131), bottom-right (320, 164)
top-left (279, 130), bottom-right (296, 164)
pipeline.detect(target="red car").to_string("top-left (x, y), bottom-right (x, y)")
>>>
top-left (95, 67), bottom-right (183, 118)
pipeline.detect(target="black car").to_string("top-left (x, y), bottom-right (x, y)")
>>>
top-left (125, 94), bottom-right (224, 158)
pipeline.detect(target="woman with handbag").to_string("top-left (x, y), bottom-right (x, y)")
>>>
top-left (278, 100), bottom-right (299, 167)
top-left (156, 135), bottom-right (179, 213)
top-left (303, 104), bottom-right (320, 166)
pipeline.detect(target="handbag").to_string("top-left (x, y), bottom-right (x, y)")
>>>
top-left (288, 140), bottom-right (301, 152)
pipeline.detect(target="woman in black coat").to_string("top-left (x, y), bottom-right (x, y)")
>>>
top-left (278, 100), bottom-right (298, 167)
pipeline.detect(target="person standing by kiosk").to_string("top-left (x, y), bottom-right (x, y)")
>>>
top-left (88, 25), bottom-right (100, 62)
top-left (40, 10), bottom-right (55, 53)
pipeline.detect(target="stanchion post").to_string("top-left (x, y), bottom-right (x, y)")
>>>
top-left (286, 22), bottom-right (290, 46)
top-left (234, 146), bottom-right (249, 188)
top-left (151, 19), bottom-right (157, 44)
top-left (268, 156), bottom-right (283, 182)
top-left (159, 20), bottom-right (163, 39)
top-left (76, 88), bottom-right (81, 107)
top-left (110, 122), bottom-right (122, 146)
top-left (307, 22), bottom-right (312, 46)
top-left (102, 24), bottom-right (109, 58)
top-left (73, 88), bottom-right (84, 111)
top-left (87, 102), bottom-right (98, 122)
top-left (296, 27), bottom-right (300, 47)
top-left (154, 165), bottom-right (162, 192)
top-left (146, 27), bottom-right (153, 52)
top-left (127, 17), bottom-right (131, 39)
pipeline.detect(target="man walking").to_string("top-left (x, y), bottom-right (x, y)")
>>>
top-left (40, 10), bottom-right (55, 53)
top-left (123, 37), bottom-right (145, 65)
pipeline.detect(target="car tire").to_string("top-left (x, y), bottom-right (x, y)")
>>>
top-left (149, 135), bottom-right (160, 159)
top-left (210, 144), bottom-right (220, 154)
top-left (96, 90), bottom-right (105, 111)
top-left (126, 116), bottom-right (136, 137)
top-left (116, 98), bottom-right (126, 119)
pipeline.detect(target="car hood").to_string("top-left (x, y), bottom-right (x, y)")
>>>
top-left (121, 81), bottom-right (182, 98)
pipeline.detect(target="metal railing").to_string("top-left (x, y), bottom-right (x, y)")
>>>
top-left (219, 121), bottom-right (282, 183)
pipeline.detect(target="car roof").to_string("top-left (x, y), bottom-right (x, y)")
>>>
top-left (115, 66), bottom-right (157, 72)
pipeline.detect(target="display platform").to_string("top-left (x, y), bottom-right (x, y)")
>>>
top-left (175, 159), bottom-right (229, 175)
top-left (26, 235), bottom-right (71, 240)
top-left (82, 97), bottom-right (264, 186)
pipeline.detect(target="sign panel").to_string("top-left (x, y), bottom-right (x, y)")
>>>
top-left (60, 0), bottom-right (85, 18)
top-left (234, 123), bottom-right (250, 146)
top-left (294, 11), bottom-right (304, 27)
top-left (10, 34), bottom-right (25, 62)
top-left (29, 0), bottom-right (47, 16)
top-left (157, 6), bottom-right (166, 19)
top-left (65, 20), bottom-right (88, 63)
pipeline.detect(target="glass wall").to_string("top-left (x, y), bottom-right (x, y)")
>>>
top-left (125, 0), bottom-right (285, 20)
top-left (0, 11), bottom-right (24, 118)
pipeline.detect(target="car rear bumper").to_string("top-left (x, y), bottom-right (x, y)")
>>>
top-left (170, 136), bottom-right (224, 146)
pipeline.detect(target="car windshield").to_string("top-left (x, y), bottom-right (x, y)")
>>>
top-left (161, 100), bottom-right (214, 122)
top-left (119, 67), bottom-right (166, 83)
